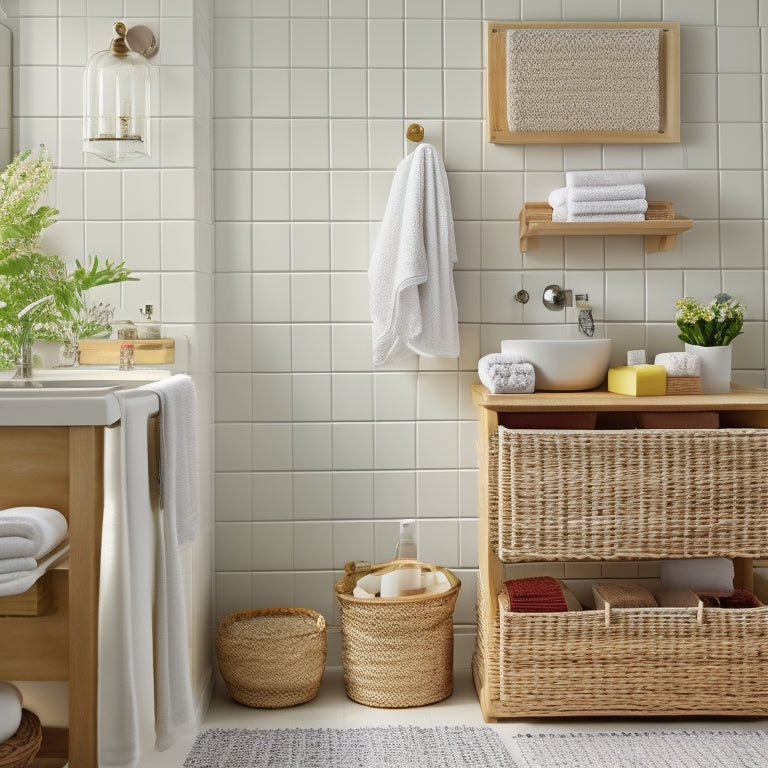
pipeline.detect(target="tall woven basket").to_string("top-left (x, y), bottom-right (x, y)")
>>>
top-left (0, 710), bottom-right (42, 768)
top-left (216, 607), bottom-right (327, 708)
top-left (334, 561), bottom-right (461, 708)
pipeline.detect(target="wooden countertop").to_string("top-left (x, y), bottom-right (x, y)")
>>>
top-left (471, 382), bottom-right (768, 412)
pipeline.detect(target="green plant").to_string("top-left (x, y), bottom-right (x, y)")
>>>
top-left (675, 293), bottom-right (745, 347)
top-left (0, 146), bottom-right (135, 368)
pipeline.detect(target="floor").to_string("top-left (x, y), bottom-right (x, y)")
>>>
top-left (138, 667), bottom-right (768, 767)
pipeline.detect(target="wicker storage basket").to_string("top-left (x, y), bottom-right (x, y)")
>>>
top-left (493, 427), bottom-right (768, 561)
top-left (335, 561), bottom-right (461, 708)
top-left (495, 592), bottom-right (768, 717)
top-left (0, 709), bottom-right (42, 768)
top-left (216, 607), bottom-right (326, 708)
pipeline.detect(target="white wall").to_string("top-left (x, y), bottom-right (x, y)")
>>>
top-left (211, 0), bottom-right (768, 666)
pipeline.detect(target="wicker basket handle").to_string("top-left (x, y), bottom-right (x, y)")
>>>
top-left (603, 601), bottom-right (705, 627)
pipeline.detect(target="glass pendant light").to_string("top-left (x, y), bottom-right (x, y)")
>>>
top-left (83, 21), bottom-right (151, 163)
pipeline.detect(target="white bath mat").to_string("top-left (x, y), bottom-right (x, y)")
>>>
top-left (511, 730), bottom-right (768, 767)
top-left (184, 725), bottom-right (516, 767)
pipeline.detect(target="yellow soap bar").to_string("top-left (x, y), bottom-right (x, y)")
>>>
top-left (607, 365), bottom-right (667, 397)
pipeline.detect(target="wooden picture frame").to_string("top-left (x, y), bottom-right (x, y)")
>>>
top-left (487, 21), bottom-right (680, 144)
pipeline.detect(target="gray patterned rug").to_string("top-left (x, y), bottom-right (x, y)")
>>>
top-left (511, 730), bottom-right (768, 767)
top-left (183, 725), bottom-right (515, 767)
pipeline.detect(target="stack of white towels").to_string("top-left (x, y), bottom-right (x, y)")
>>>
top-left (0, 506), bottom-right (69, 596)
top-left (548, 170), bottom-right (647, 222)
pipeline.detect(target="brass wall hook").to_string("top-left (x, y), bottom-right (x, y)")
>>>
top-left (406, 123), bottom-right (424, 142)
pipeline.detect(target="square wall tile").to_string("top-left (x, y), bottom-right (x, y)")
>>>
top-left (294, 472), bottom-right (333, 520)
top-left (373, 472), bottom-right (416, 519)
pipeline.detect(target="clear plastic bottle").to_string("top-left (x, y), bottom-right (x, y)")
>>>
top-left (394, 519), bottom-right (417, 560)
top-left (119, 342), bottom-right (135, 371)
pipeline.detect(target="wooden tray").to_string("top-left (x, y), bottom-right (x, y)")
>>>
top-left (78, 338), bottom-right (175, 365)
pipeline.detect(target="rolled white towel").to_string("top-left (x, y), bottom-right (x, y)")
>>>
top-left (0, 682), bottom-right (22, 743)
top-left (660, 557), bottom-right (734, 592)
top-left (567, 183), bottom-right (646, 203)
top-left (552, 204), bottom-right (568, 222)
top-left (567, 212), bottom-right (646, 222)
top-left (654, 352), bottom-right (701, 377)
top-left (565, 169), bottom-right (644, 187)
top-left (569, 198), bottom-right (648, 216)
top-left (0, 507), bottom-right (68, 559)
top-left (478, 354), bottom-right (535, 394)
top-left (547, 187), bottom-right (567, 208)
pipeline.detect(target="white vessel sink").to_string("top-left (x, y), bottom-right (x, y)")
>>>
top-left (500, 339), bottom-right (612, 391)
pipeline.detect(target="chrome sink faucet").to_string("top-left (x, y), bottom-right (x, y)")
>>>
top-left (12, 295), bottom-right (54, 380)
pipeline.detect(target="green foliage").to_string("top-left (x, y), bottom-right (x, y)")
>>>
top-left (0, 147), bottom-right (136, 368)
top-left (675, 293), bottom-right (745, 347)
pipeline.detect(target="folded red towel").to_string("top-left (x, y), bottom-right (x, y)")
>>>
top-left (696, 589), bottom-right (762, 609)
top-left (505, 576), bottom-right (568, 613)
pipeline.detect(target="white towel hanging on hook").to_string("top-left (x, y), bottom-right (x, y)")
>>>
top-left (368, 142), bottom-right (459, 365)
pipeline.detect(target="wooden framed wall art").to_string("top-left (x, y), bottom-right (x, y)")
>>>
top-left (487, 21), bottom-right (680, 144)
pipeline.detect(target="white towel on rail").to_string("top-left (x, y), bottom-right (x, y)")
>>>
top-left (567, 183), bottom-right (646, 203)
top-left (143, 375), bottom-right (199, 545)
top-left (99, 389), bottom-right (159, 768)
top-left (0, 506), bottom-right (68, 559)
top-left (565, 169), bottom-right (644, 187)
top-left (369, 142), bottom-right (459, 365)
top-left (141, 375), bottom-right (198, 749)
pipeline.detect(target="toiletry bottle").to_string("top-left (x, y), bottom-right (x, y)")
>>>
top-left (119, 343), bottom-right (135, 371)
top-left (394, 519), bottom-right (417, 560)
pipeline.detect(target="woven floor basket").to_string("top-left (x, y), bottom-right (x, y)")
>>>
top-left (335, 563), bottom-right (461, 708)
top-left (492, 427), bottom-right (768, 561)
top-left (0, 710), bottom-right (42, 768)
top-left (216, 607), bottom-right (327, 708)
top-left (494, 592), bottom-right (768, 717)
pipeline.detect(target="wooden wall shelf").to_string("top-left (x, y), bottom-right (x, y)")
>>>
top-left (519, 201), bottom-right (693, 253)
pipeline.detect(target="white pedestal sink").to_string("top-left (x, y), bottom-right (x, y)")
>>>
top-left (500, 339), bottom-right (612, 391)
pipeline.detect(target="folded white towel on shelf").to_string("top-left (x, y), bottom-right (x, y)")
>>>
top-left (660, 557), bottom-right (734, 592)
top-left (654, 351), bottom-right (701, 377)
top-left (552, 204), bottom-right (568, 222)
top-left (567, 212), bottom-right (646, 222)
top-left (569, 198), bottom-right (648, 216)
top-left (0, 506), bottom-right (68, 559)
top-left (0, 541), bottom-right (69, 597)
top-left (0, 555), bottom-right (36, 574)
top-left (565, 169), bottom-right (644, 187)
top-left (369, 143), bottom-right (459, 365)
top-left (567, 183), bottom-right (646, 203)
top-left (548, 187), bottom-right (567, 208)
top-left (478, 354), bottom-right (535, 394)
top-left (0, 682), bottom-right (22, 743)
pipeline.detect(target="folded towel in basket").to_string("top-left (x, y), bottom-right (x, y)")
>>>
top-left (566, 170), bottom-right (644, 188)
top-left (504, 576), bottom-right (581, 613)
top-left (478, 354), bottom-right (535, 394)
top-left (0, 506), bottom-right (68, 559)
top-left (696, 589), bottom-right (763, 609)
top-left (657, 587), bottom-right (701, 608)
top-left (593, 582), bottom-right (658, 610)
top-left (567, 183), bottom-right (647, 203)
top-left (568, 198), bottom-right (648, 216)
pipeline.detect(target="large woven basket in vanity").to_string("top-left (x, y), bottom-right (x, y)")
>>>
top-left (216, 607), bottom-right (327, 708)
top-left (334, 561), bottom-right (461, 708)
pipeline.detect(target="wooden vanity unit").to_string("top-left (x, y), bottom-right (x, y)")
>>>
top-left (472, 383), bottom-right (768, 722)
top-left (0, 404), bottom-right (158, 765)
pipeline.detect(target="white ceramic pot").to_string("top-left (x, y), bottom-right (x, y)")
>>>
top-left (685, 343), bottom-right (732, 393)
